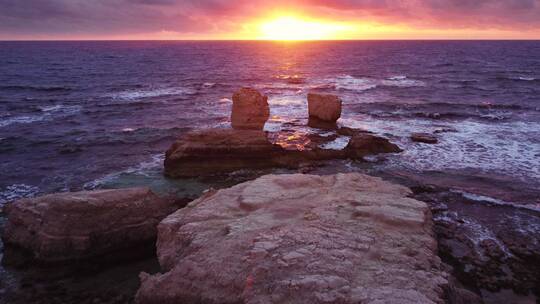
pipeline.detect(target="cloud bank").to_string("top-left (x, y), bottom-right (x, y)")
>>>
top-left (0, 0), bottom-right (539, 39)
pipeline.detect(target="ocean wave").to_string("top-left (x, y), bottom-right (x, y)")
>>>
top-left (450, 190), bottom-right (540, 212)
top-left (332, 75), bottom-right (425, 92)
top-left (108, 87), bottom-right (197, 101)
top-left (368, 109), bottom-right (514, 121)
top-left (274, 75), bottom-right (306, 85)
top-left (514, 76), bottom-right (536, 81)
top-left (496, 76), bottom-right (538, 82)
top-left (343, 117), bottom-right (540, 182)
top-left (83, 154), bottom-right (164, 190)
top-left (0, 115), bottom-right (46, 128)
top-left (333, 75), bottom-right (378, 91)
top-left (0, 105), bottom-right (82, 128)
top-left (0, 184), bottom-right (40, 205)
top-left (268, 95), bottom-right (305, 106)
top-left (351, 101), bottom-right (531, 122)
top-left (380, 75), bottom-right (426, 88)
top-left (38, 104), bottom-right (82, 114)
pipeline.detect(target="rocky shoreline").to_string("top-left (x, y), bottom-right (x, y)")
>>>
top-left (1, 88), bottom-right (539, 303)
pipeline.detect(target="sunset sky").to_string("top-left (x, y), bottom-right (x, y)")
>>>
top-left (1, 0), bottom-right (540, 40)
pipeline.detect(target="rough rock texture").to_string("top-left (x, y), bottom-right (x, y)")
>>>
top-left (411, 133), bottom-right (438, 144)
top-left (136, 173), bottom-right (448, 304)
top-left (408, 185), bottom-right (540, 302)
top-left (308, 93), bottom-right (342, 122)
top-left (2, 187), bottom-right (177, 262)
top-left (231, 88), bottom-right (270, 130)
top-left (164, 129), bottom-right (283, 177)
top-left (164, 128), bottom-right (402, 177)
top-left (346, 132), bottom-right (403, 158)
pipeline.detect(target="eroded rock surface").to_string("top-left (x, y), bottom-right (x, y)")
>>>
top-left (164, 129), bottom-right (283, 177)
top-left (136, 173), bottom-right (448, 304)
top-left (164, 128), bottom-right (402, 177)
top-left (231, 88), bottom-right (270, 130)
top-left (413, 189), bottom-right (540, 300)
top-left (2, 187), bottom-right (177, 262)
top-left (346, 132), bottom-right (403, 158)
top-left (308, 93), bottom-right (342, 122)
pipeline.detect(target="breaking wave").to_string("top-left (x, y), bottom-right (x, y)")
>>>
top-left (0, 184), bottom-right (40, 205)
top-left (107, 87), bottom-right (197, 101)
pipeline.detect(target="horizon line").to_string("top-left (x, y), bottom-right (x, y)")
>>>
top-left (1, 38), bottom-right (540, 42)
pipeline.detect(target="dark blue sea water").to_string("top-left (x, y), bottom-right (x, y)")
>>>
top-left (1, 41), bottom-right (539, 206)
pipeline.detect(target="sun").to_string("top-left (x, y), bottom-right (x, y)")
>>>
top-left (258, 16), bottom-right (351, 41)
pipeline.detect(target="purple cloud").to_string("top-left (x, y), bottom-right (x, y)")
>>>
top-left (0, 0), bottom-right (539, 38)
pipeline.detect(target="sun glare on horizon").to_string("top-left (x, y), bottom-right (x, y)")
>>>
top-left (258, 16), bottom-right (352, 40)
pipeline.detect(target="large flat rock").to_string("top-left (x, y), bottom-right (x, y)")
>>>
top-left (164, 128), bottom-right (401, 178)
top-left (164, 129), bottom-right (283, 177)
top-left (2, 187), bottom-right (177, 262)
top-left (136, 173), bottom-right (448, 304)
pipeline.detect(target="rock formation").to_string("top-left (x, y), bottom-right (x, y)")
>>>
top-left (346, 132), bottom-right (403, 158)
top-left (308, 93), bottom-right (342, 122)
top-left (411, 133), bottom-right (438, 144)
top-left (2, 187), bottom-right (178, 262)
top-left (231, 88), bottom-right (270, 130)
top-left (164, 128), bottom-right (283, 178)
top-left (164, 128), bottom-right (402, 177)
top-left (136, 173), bottom-right (448, 304)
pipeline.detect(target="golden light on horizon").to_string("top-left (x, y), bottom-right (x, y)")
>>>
top-left (258, 16), bottom-right (353, 40)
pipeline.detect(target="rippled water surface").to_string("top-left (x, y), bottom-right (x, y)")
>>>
top-left (1, 41), bottom-right (539, 205)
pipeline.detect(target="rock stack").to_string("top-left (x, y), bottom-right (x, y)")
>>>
top-left (231, 88), bottom-right (270, 130)
top-left (308, 93), bottom-right (342, 122)
top-left (163, 88), bottom-right (402, 177)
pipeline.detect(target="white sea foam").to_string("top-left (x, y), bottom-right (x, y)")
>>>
top-left (0, 115), bottom-right (46, 128)
top-left (109, 87), bottom-right (196, 101)
top-left (84, 154), bottom-right (164, 189)
top-left (0, 105), bottom-right (82, 128)
top-left (39, 105), bottom-right (64, 112)
top-left (451, 190), bottom-right (540, 212)
top-left (516, 76), bottom-right (536, 81)
top-left (319, 136), bottom-right (351, 150)
top-left (341, 115), bottom-right (540, 182)
top-left (328, 75), bottom-right (425, 92)
top-left (381, 75), bottom-right (426, 88)
top-left (0, 184), bottom-right (40, 205)
top-left (39, 104), bottom-right (82, 115)
top-left (333, 75), bottom-right (378, 91)
top-left (268, 94), bottom-right (307, 120)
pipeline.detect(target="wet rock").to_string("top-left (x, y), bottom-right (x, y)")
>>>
top-left (411, 133), bottom-right (438, 144)
top-left (308, 93), bottom-right (342, 122)
top-left (164, 129), bottom-right (283, 178)
top-left (346, 132), bottom-right (402, 158)
top-left (413, 189), bottom-right (540, 301)
top-left (136, 173), bottom-right (448, 304)
top-left (231, 88), bottom-right (270, 130)
top-left (337, 126), bottom-right (371, 137)
top-left (307, 117), bottom-right (338, 130)
top-left (2, 188), bottom-right (177, 262)
top-left (164, 128), bottom-right (402, 177)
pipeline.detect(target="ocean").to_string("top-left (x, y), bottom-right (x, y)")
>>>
top-left (0, 40), bottom-right (539, 207)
